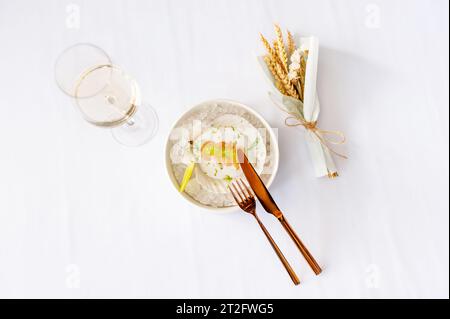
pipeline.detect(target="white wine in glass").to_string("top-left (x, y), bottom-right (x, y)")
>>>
top-left (55, 43), bottom-right (158, 146)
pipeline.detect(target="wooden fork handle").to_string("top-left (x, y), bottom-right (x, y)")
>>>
top-left (254, 215), bottom-right (300, 285)
top-left (278, 215), bottom-right (322, 275)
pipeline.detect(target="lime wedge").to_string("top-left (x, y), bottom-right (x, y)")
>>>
top-left (179, 162), bottom-right (195, 192)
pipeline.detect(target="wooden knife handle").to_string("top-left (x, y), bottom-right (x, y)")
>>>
top-left (278, 214), bottom-right (322, 275)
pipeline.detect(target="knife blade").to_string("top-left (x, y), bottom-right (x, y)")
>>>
top-left (237, 149), bottom-right (282, 219)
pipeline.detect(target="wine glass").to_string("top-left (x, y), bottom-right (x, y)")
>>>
top-left (54, 43), bottom-right (158, 146)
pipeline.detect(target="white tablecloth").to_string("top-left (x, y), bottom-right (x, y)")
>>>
top-left (0, 0), bottom-right (448, 298)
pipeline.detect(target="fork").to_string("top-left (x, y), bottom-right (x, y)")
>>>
top-left (229, 179), bottom-right (300, 285)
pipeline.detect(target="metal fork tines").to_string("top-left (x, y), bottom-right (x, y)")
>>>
top-left (229, 179), bottom-right (300, 285)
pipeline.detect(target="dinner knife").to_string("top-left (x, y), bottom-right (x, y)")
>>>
top-left (237, 149), bottom-right (322, 275)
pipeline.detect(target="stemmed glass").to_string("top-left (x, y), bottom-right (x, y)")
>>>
top-left (54, 43), bottom-right (158, 146)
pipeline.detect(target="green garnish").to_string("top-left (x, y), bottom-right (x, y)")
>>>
top-left (224, 175), bottom-right (233, 183)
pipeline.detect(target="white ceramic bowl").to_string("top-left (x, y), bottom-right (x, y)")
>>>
top-left (165, 99), bottom-right (279, 212)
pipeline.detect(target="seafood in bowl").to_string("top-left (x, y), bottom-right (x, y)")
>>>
top-left (166, 100), bottom-right (279, 210)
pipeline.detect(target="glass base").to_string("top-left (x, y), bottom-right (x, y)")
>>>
top-left (111, 103), bottom-right (158, 147)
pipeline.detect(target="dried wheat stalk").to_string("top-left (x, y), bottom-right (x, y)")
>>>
top-left (287, 30), bottom-right (296, 56)
top-left (274, 24), bottom-right (288, 71)
top-left (275, 63), bottom-right (299, 99)
top-left (263, 55), bottom-right (286, 95)
top-left (275, 81), bottom-right (287, 96)
top-left (291, 78), bottom-right (303, 102)
top-left (260, 25), bottom-right (303, 100)
top-left (299, 51), bottom-right (308, 99)
top-left (260, 34), bottom-right (278, 64)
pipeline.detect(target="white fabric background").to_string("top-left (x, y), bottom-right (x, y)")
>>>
top-left (0, 0), bottom-right (448, 298)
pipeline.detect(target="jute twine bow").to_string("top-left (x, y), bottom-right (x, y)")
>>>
top-left (284, 114), bottom-right (348, 159)
top-left (269, 93), bottom-right (347, 159)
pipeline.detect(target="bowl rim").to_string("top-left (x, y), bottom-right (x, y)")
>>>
top-left (164, 99), bottom-right (279, 213)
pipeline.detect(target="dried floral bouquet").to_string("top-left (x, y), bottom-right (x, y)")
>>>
top-left (258, 25), bottom-right (346, 178)
top-left (260, 26), bottom-right (308, 103)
